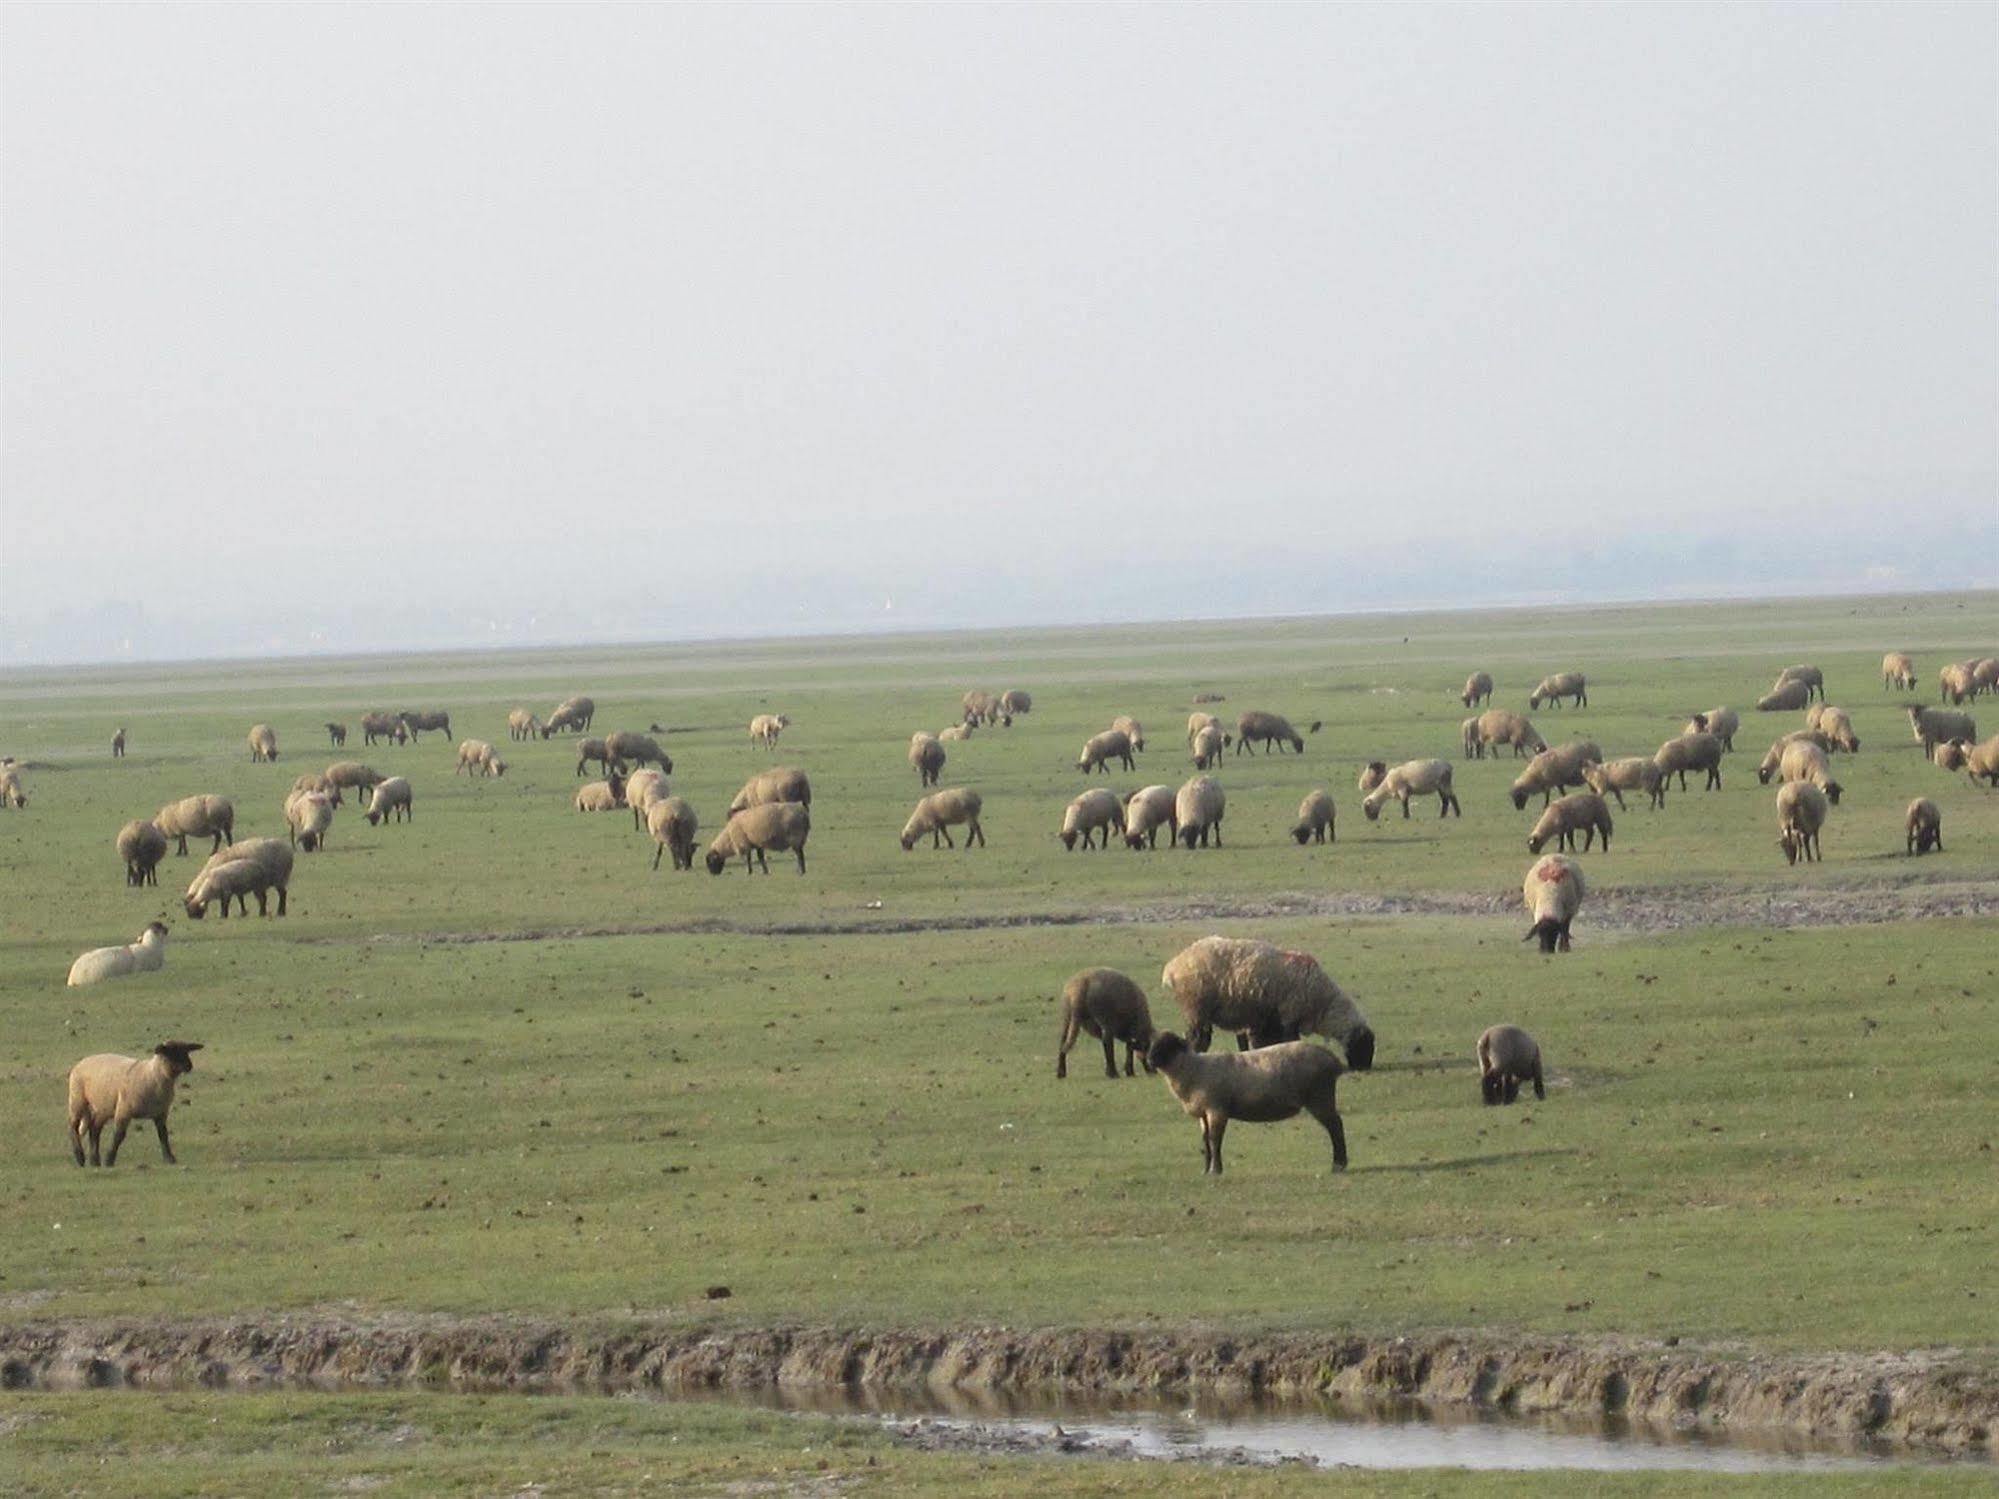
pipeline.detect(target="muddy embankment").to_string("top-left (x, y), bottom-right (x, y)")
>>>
top-left (0, 1318), bottom-right (1990, 1455)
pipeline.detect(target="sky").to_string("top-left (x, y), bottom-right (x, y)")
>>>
top-left (1, 2), bottom-right (1994, 664)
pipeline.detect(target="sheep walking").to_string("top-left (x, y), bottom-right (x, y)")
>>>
top-left (1461, 671), bottom-right (1494, 708)
top-left (729, 767), bottom-right (812, 815)
top-left (363, 776), bottom-right (414, 825)
top-left (647, 797), bottom-right (700, 870)
top-left (115, 820), bottom-right (169, 887)
top-left (1684, 707), bottom-right (1739, 752)
top-left (1938, 662), bottom-right (1977, 705)
top-left (1906, 705), bottom-right (1976, 761)
top-left (1061, 788), bottom-right (1123, 850)
top-left (1777, 781), bottom-right (1829, 865)
top-left (1581, 757), bottom-right (1666, 811)
top-left (910, 733), bottom-right (947, 787)
top-left (1234, 711), bottom-right (1303, 755)
top-left (247, 724), bottom-right (278, 762)
top-left (902, 788), bottom-right (985, 850)
top-left (1529, 672), bottom-right (1587, 710)
top-left (1056, 969), bottom-right (1156, 1079)
top-left (749, 713), bottom-right (791, 750)
top-left (1291, 789), bottom-right (1336, 844)
top-left (1905, 798), bottom-right (1942, 856)
top-left (1174, 775), bottom-right (1226, 849)
top-left (1508, 742), bottom-right (1602, 809)
top-left (1882, 653), bottom-right (1917, 692)
top-left (67, 922), bottom-right (169, 987)
top-left (67, 1042), bottom-right (202, 1167)
top-left (1654, 732), bottom-right (1723, 792)
top-left (1526, 793), bottom-right (1613, 855)
top-left (1522, 853), bottom-right (1585, 952)
top-left (1147, 1034), bottom-right (1349, 1175)
top-left (1161, 935), bottom-right (1374, 1067)
top-left (1123, 784), bottom-right (1179, 849)
top-left (705, 801), bottom-right (810, 875)
top-left (1077, 729), bottom-right (1135, 775)
top-left (398, 709), bottom-right (451, 741)
top-left (1477, 1025), bottom-right (1545, 1105)
top-left (155, 794), bottom-right (235, 856)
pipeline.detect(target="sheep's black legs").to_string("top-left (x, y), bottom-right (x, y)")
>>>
top-left (105, 1120), bottom-right (130, 1166)
top-left (1309, 1099), bottom-right (1349, 1170)
top-left (87, 1123), bottom-right (103, 1165)
top-left (940, 828), bottom-right (955, 849)
top-left (1122, 1042), bottom-right (1138, 1077)
top-left (1205, 1115), bottom-right (1226, 1174)
top-left (154, 1118), bottom-right (175, 1163)
top-left (969, 821), bottom-right (984, 847)
top-left (69, 1124), bottom-right (85, 1167)
top-left (794, 848), bottom-right (806, 875)
top-left (1100, 1034), bottom-right (1118, 1079)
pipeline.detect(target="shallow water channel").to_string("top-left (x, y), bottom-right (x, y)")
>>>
top-left (696, 1384), bottom-right (1973, 1473)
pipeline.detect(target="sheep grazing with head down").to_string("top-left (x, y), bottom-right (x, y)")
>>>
top-left (705, 801), bottom-right (810, 875)
top-left (1934, 739), bottom-right (1971, 772)
top-left (1056, 968), bottom-right (1156, 1079)
top-left (362, 776), bottom-right (413, 826)
top-left (1683, 707), bottom-right (1738, 752)
top-left (1000, 689), bottom-right (1032, 720)
top-left (1147, 1033), bottom-right (1350, 1174)
top-left (1477, 1024), bottom-right (1545, 1105)
top-left (455, 739), bottom-right (507, 777)
top-left (324, 762), bottom-right (385, 807)
top-left (323, 722), bottom-right (347, 748)
top-left (1805, 705), bottom-right (1860, 754)
top-left (1655, 732), bottom-right (1724, 793)
top-left (1234, 711), bottom-right (1303, 756)
top-left (67, 1042), bottom-right (203, 1167)
top-left (1110, 716), bottom-right (1146, 752)
top-left (506, 708), bottom-right (543, 741)
top-left (543, 696), bottom-right (595, 735)
top-left (247, 724), bottom-right (278, 762)
top-left (1160, 935), bottom-right (1374, 1067)
top-left (910, 733), bottom-right (947, 787)
top-left (1522, 853), bottom-right (1585, 952)
top-left (1060, 787), bottom-right (1123, 850)
top-left (1528, 672), bottom-right (1587, 710)
top-left (1461, 671), bottom-right (1494, 708)
top-left (185, 837), bottom-right (294, 918)
top-left (1526, 793), bottom-right (1613, 855)
top-left (575, 737), bottom-right (617, 777)
top-left (646, 796), bottom-right (700, 870)
top-left (112, 727), bottom-right (127, 758)
top-left (1973, 658), bottom-right (1999, 697)
top-left (606, 730), bottom-right (671, 773)
top-left (730, 767), bottom-right (812, 816)
top-left (1361, 759), bottom-right (1460, 820)
top-left (283, 789), bottom-right (335, 851)
top-left (1778, 739), bottom-right (1843, 805)
top-left (115, 820), bottom-right (169, 887)
top-left (1123, 784), bottom-right (1179, 849)
top-left (398, 709), bottom-right (451, 741)
top-left (1581, 757), bottom-right (1666, 811)
top-left (1291, 789), bottom-right (1336, 844)
top-left (154, 794), bottom-right (235, 856)
top-left (902, 788), bottom-right (985, 851)
top-left (1174, 775), bottom-right (1226, 849)
top-left (1190, 723), bottom-right (1226, 770)
top-left (1905, 798), bottom-right (1942, 856)
top-left (1077, 729), bottom-right (1135, 775)
top-left (961, 689), bottom-right (1005, 727)
top-left (1775, 665), bottom-right (1824, 702)
top-left (1882, 653), bottom-right (1917, 692)
top-left (1938, 662), bottom-right (1977, 705)
top-left (1907, 705), bottom-right (1976, 761)
top-left (624, 768), bottom-right (669, 830)
top-left (360, 712), bottom-right (407, 747)
top-left (1777, 780), bottom-right (1829, 866)
top-left (1508, 742), bottom-right (1602, 809)
top-left (1756, 730), bottom-right (1831, 784)
top-left (1963, 733), bottom-right (1999, 788)
top-left (67, 922), bottom-right (170, 987)
top-left (1466, 709), bottom-right (1546, 760)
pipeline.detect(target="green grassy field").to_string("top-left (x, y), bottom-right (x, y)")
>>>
top-left (2, 595), bottom-right (1996, 1482)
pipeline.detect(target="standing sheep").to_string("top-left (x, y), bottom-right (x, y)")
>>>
top-left (1757, 679), bottom-right (1813, 713)
top-left (729, 767), bottom-right (812, 815)
top-left (112, 727), bottom-right (127, 758)
top-left (398, 709), bottom-right (451, 741)
top-left (1077, 729), bottom-right (1135, 775)
top-left (1060, 788), bottom-right (1123, 850)
top-left (324, 722), bottom-right (347, 747)
top-left (1056, 969), bottom-right (1157, 1079)
top-left (1361, 759), bottom-right (1460, 820)
top-left (1522, 853), bottom-right (1585, 952)
top-left (1508, 742), bottom-right (1602, 809)
top-left (506, 708), bottom-right (543, 740)
top-left (283, 789), bottom-right (335, 850)
top-left (1529, 672), bottom-right (1588, 710)
top-left (1000, 689), bottom-right (1033, 719)
top-left (1160, 935), bottom-right (1375, 1066)
top-left (115, 820), bottom-right (169, 887)
top-left (67, 1042), bottom-right (202, 1166)
top-left (1291, 789), bottom-right (1336, 844)
top-left (360, 712), bottom-right (407, 747)
top-left (1778, 739), bottom-right (1844, 804)
top-left (1973, 658), bottom-right (1999, 697)
top-left (1477, 1024), bottom-right (1545, 1104)
top-left (67, 922), bottom-right (170, 987)
top-left (1234, 711), bottom-right (1303, 755)
top-left (1907, 705), bottom-right (1976, 761)
top-left (960, 689), bottom-right (1002, 727)
top-left (1110, 715), bottom-right (1146, 752)
top-left (1938, 662), bottom-right (1978, 705)
top-left (1461, 672), bottom-right (1494, 708)
top-left (184, 851), bottom-right (291, 919)
top-left (606, 730), bottom-right (672, 773)
top-left (455, 739), bottom-right (507, 777)
top-left (1756, 730), bottom-right (1831, 783)
top-left (901, 788), bottom-right (985, 850)
top-left (1146, 1034), bottom-right (1349, 1175)
top-left (1187, 712), bottom-right (1223, 746)
top-left (1776, 780), bottom-right (1830, 865)
top-left (247, 724), bottom-right (278, 762)
top-left (1905, 798), bottom-right (1942, 856)
top-left (910, 732), bottom-right (947, 787)
top-left (154, 794), bottom-right (235, 856)
top-left (1190, 724), bottom-right (1226, 769)
top-left (1581, 757), bottom-right (1666, 811)
top-left (1654, 732), bottom-right (1724, 792)
top-left (624, 767), bottom-right (670, 830)
top-left (575, 737), bottom-right (617, 777)
top-left (1684, 707), bottom-right (1739, 752)
top-left (1775, 665), bottom-right (1825, 702)
top-left (705, 801), bottom-right (810, 874)
top-left (1466, 709), bottom-right (1546, 759)
top-left (1806, 705), bottom-right (1860, 753)
top-left (1174, 775), bottom-right (1226, 849)
top-left (0, 765), bottom-right (24, 809)
top-left (1963, 733), bottom-right (1999, 788)
top-left (647, 796), bottom-right (700, 870)
top-left (749, 713), bottom-right (791, 749)
top-left (1526, 792), bottom-right (1613, 854)
top-left (363, 777), bottom-right (414, 826)
top-left (543, 696), bottom-right (596, 735)
top-left (1124, 784), bottom-right (1180, 849)
top-left (324, 762), bottom-right (385, 807)
top-left (1882, 653), bottom-right (1917, 692)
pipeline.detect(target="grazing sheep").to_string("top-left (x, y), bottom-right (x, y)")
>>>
top-left (290, 771), bottom-right (337, 800)
top-left (1934, 739), bottom-right (1971, 772)
top-left (1060, 787), bottom-right (1124, 850)
top-left (1160, 935), bottom-right (1374, 1066)
top-left (1974, 658), bottom-right (1999, 697)
top-left (115, 820), bottom-right (169, 887)
top-left (1467, 708), bottom-right (1546, 759)
top-left (543, 696), bottom-right (595, 735)
top-left (1756, 730), bottom-right (1832, 783)
top-left (1775, 665), bottom-right (1825, 702)
top-left (1776, 780), bottom-right (1830, 865)
top-left (729, 767), bottom-right (812, 815)
top-left (1234, 710), bottom-right (1303, 755)
top-left (574, 774), bottom-right (626, 813)
top-left (1146, 1034), bottom-right (1349, 1174)
top-left (1522, 853), bottom-right (1586, 952)
top-left (1578, 758), bottom-right (1662, 812)
top-left (1963, 734), bottom-right (1999, 788)
top-left (1191, 723), bottom-right (1226, 769)
top-left (1000, 689), bottom-right (1033, 719)
top-left (1461, 671), bottom-right (1494, 708)
top-left (624, 768), bottom-right (670, 830)
top-left (901, 788), bottom-right (985, 851)
top-left (184, 858), bottom-right (267, 919)
top-left (1361, 759), bottom-right (1461, 820)
top-left (66, 1042), bottom-right (202, 1166)
top-left (1508, 742), bottom-right (1602, 810)
top-left (324, 762), bottom-right (385, 807)
top-left (1684, 707), bottom-right (1739, 752)
top-left (1655, 732), bottom-right (1724, 793)
top-left (507, 708), bottom-right (543, 741)
top-left (1778, 739), bottom-right (1844, 804)
top-left (455, 739), bottom-right (507, 777)
top-left (67, 922), bottom-right (169, 987)
top-left (705, 801), bottom-right (810, 875)
top-left (1757, 679), bottom-right (1813, 712)
top-left (910, 732), bottom-right (947, 787)
top-left (575, 737), bottom-right (617, 777)
top-left (1124, 784), bottom-right (1180, 849)
top-left (185, 837), bottom-right (294, 918)
top-left (1529, 672), bottom-right (1588, 710)
top-left (1077, 729), bottom-right (1135, 775)
top-left (112, 727), bottom-right (127, 758)
top-left (1111, 715), bottom-right (1146, 751)
top-left (0, 765), bottom-right (24, 809)
top-left (1938, 662), bottom-right (1978, 705)
top-left (1882, 653), bottom-right (1917, 692)
top-left (749, 713), bottom-right (791, 750)
top-left (283, 789), bottom-right (335, 850)
top-left (1056, 969), bottom-right (1156, 1079)
top-left (1907, 705), bottom-right (1976, 761)
top-left (606, 730), bottom-right (672, 773)
top-left (362, 776), bottom-right (414, 826)
top-left (1291, 789), bottom-right (1336, 844)
top-left (247, 724), bottom-right (278, 762)
top-left (1905, 798), bottom-right (1942, 856)
top-left (961, 689), bottom-right (1006, 727)
top-left (647, 796), bottom-right (700, 870)
top-left (1174, 775), bottom-right (1226, 849)
top-left (360, 711), bottom-right (407, 747)
top-left (1526, 792), bottom-right (1613, 854)
top-left (398, 709), bottom-right (451, 741)
top-left (154, 794), bottom-right (234, 856)
top-left (1806, 705), bottom-right (1860, 753)
top-left (1477, 1024), bottom-right (1545, 1104)
top-left (323, 722), bottom-right (347, 748)
top-left (1187, 712), bottom-right (1223, 746)
top-left (938, 722), bottom-right (974, 742)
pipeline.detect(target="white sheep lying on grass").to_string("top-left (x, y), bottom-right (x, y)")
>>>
top-left (67, 922), bottom-right (169, 987)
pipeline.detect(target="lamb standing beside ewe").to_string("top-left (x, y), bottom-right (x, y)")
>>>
top-left (1361, 759), bottom-right (1460, 820)
top-left (1077, 729), bottom-right (1135, 775)
top-left (647, 797), bottom-right (700, 870)
top-left (1477, 1024), bottom-right (1545, 1104)
top-left (543, 696), bottom-right (595, 735)
top-left (1190, 724), bottom-right (1226, 769)
top-left (67, 922), bottom-right (169, 986)
top-left (1234, 711), bottom-right (1303, 755)
top-left (1291, 789), bottom-right (1336, 844)
top-left (1160, 935), bottom-right (1374, 1066)
top-left (1526, 793), bottom-right (1613, 854)
top-left (1905, 798), bottom-right (1942, 856)
top-left (1907, 705), bottom-right (1976, 761)
top-left (1522, 853), bottom-right (1585, 952)
top-left (575, 737), bottom-right (617, 777)
top-left (115, 820), bottom-right (169, 886)
top-left (909, 733), bottom-right (946, 787)
top-left (901, 788), bottom-right (985, 850)
top-left (1529, 672), bottom-right (1587, 710)
top-left (1056, 968), bottom-right (1156, 1079)
top-left (1061, 788), bottom-right (1123, 850)
top-left (1147, 1033), bottom-right (1349, 1174)
top-left (1174, 775), bottom-right (1226, 849)
top-left (705, 802), bottom-right (810, 874)
top-left (1776, 781), bottom-right (1829, 865)
top-left (67, 1042), bottom-right (202, 1166)
top-left (363, 777), bottom-right (414, 826)
top-left (247, 724), bottom-right (278, 762)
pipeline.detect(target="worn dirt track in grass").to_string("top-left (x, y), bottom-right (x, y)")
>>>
top-left (331, 874), bottom-right (1999, 946)
top-left (0, 1317), bottom-right (1991, 1455)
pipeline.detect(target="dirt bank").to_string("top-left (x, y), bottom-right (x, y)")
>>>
top-left (0, 1318), bottom-right (1989, 1455)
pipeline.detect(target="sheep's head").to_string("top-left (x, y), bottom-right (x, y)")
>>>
top-left (900, 830), bottom-right (919, 852)
top-left (1757, 764), bottom-right (1775, 785)
top-left (144, 920), bottom-right (170, 941)
top-left (1481, 1068), bottom-right (1506, 1105)
top-left (183, 892), bottom-right (209, 919)
top-left (703, 850), bottom-right (728, 875)
top-left (1178, 825), bottom-right (1203, 850)
top-left (1291, 824), bottom-right (1313, 844)
top-left (489, 759), bottom-right (508, 778)
top-left (1526, 830), bottom-right (1547, 855)
top-left (1362, 791), bottom-right (1387, 822)
top-left (1822, 780), bottom-right (1844, 806)
top-left (299, 832), bottom-right (319, 851)
top-left (1523, 916), bottom-right (1563, 954)
top-left (1510, 787), bottom-right (1531, 811)
top-left (1357, 761), bottom-right (1388, 793)
top-left (153, 1041), bottom-right (203, 1075)
top-left (1059, 828), bottom-right (1080, 851)
top-left (1345, 1025), bottom-right (1376, 1071)
top-left (1146, 1033), bottom-right (1190, 1072)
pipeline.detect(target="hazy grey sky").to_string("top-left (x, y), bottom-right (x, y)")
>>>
top-left (3, 3), bottom-right (1993, 662)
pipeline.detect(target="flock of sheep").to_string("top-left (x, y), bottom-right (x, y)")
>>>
top-left (34, 649), bottom-right (1999, 1175)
